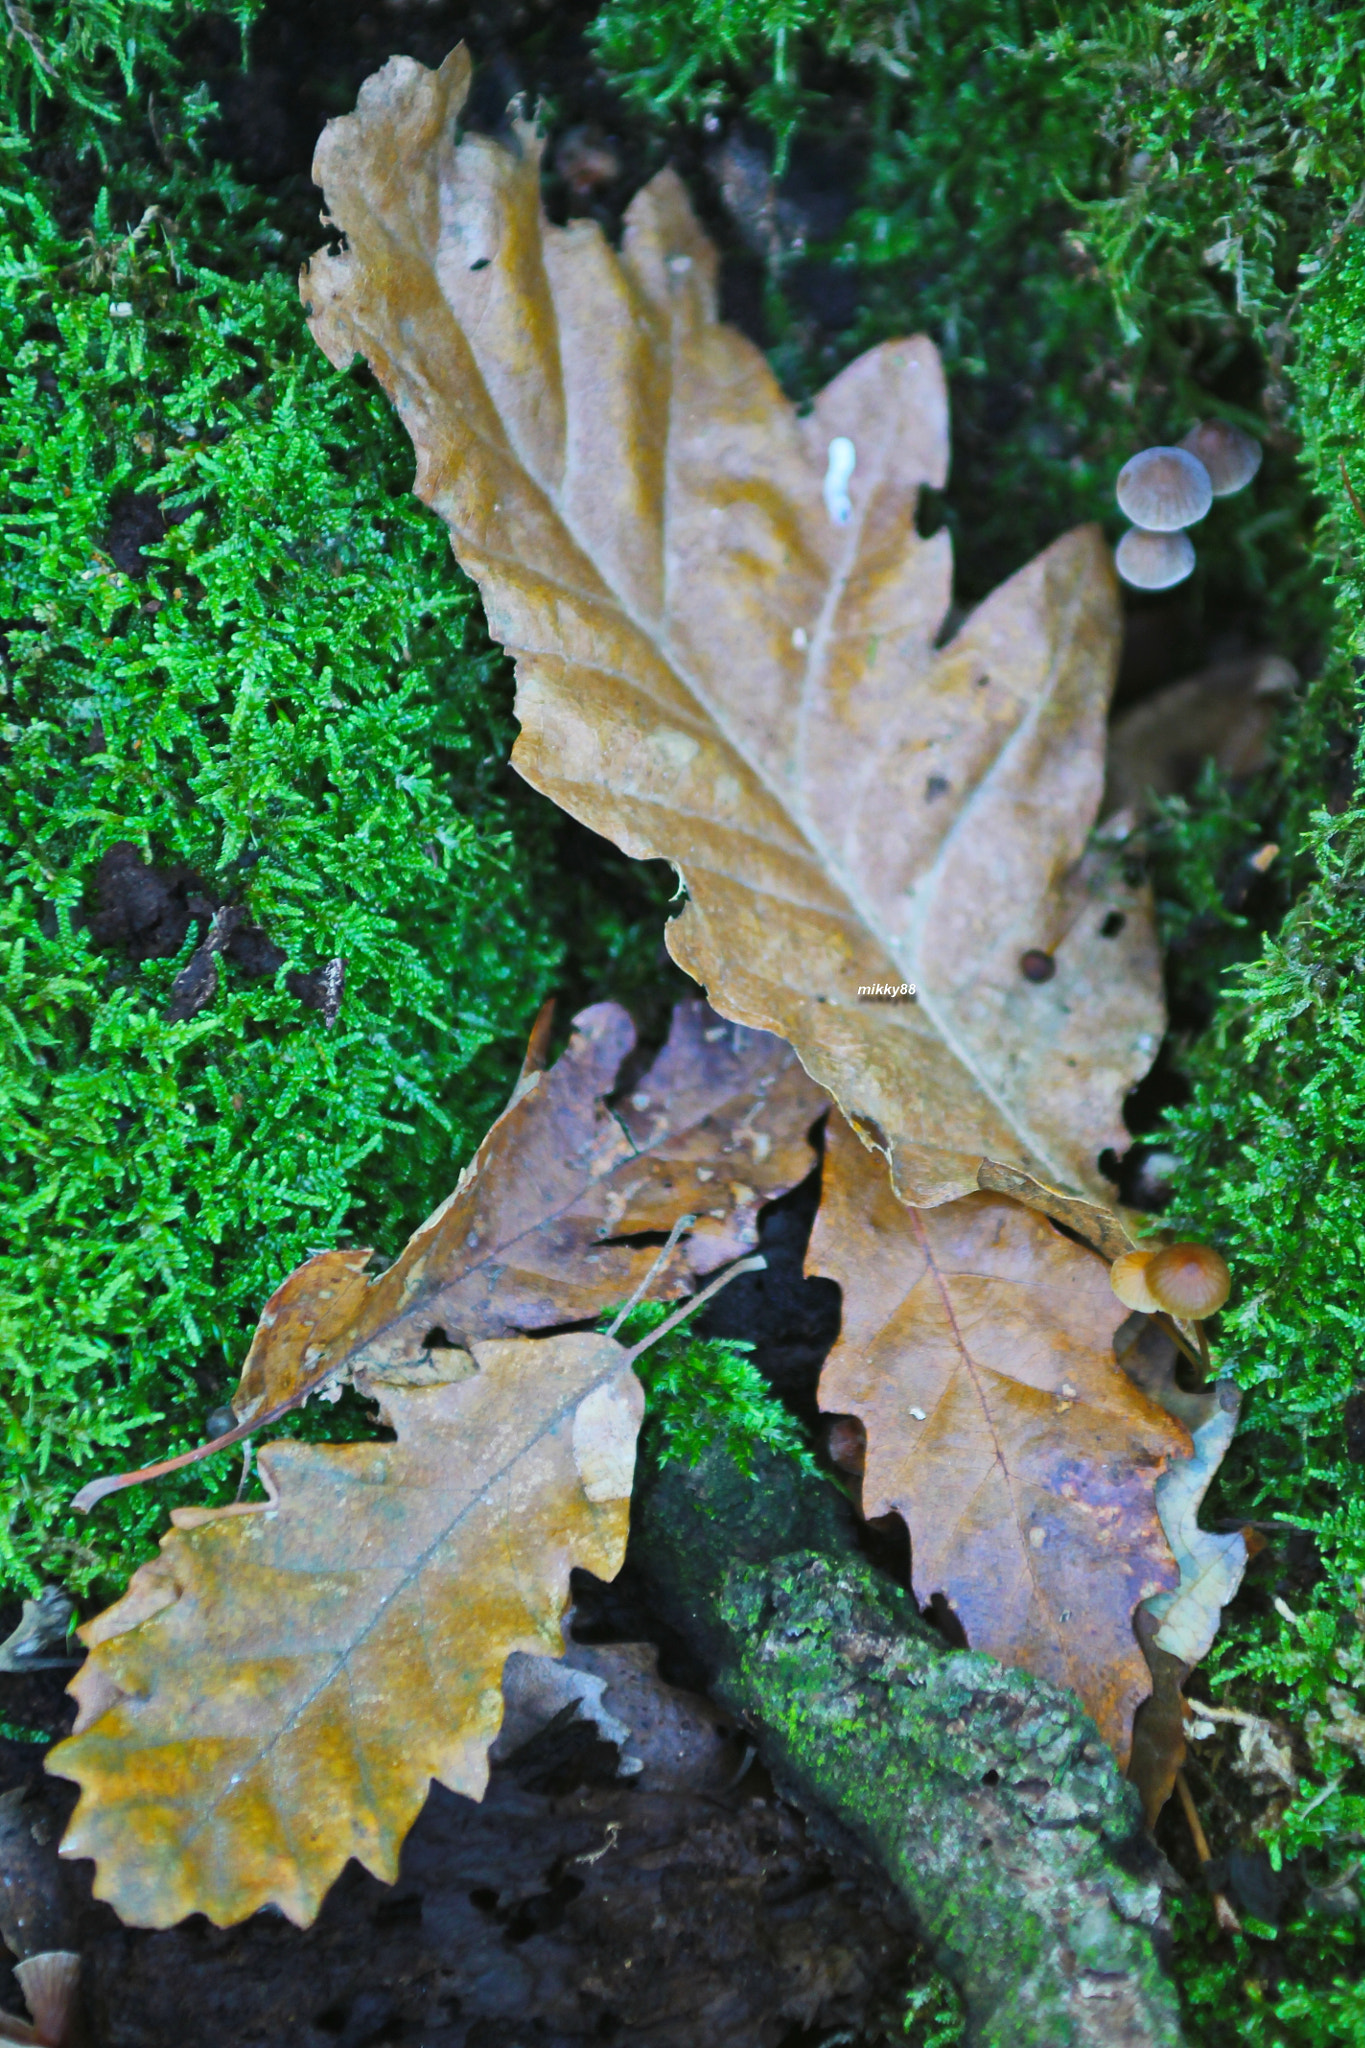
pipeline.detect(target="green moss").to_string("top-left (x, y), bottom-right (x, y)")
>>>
top-left (611, 1300), bottom-right (819, 1476)
top-left (0, 3), bottom-right (670, 1601)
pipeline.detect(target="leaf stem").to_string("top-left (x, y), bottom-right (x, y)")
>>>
top-left (606, 1212), bottom-right (698, 1336)
top-left (625, 1255), bottom-right (767, 1362)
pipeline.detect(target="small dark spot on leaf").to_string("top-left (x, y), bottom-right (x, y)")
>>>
top-left (1019, 949), bottom-right (1055, 983)
top-left (981, 1768), bottom-right (1000, 1786)
top-left (1100, 910), bottom-right (1126, 938)
top-left (469, 257), bottom-right (491, 271)
top-left (924, 774), bottom-right (949, 800)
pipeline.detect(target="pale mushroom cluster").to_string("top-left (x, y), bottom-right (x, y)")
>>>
top-left (1113, 420), bottom-right (1262, 590)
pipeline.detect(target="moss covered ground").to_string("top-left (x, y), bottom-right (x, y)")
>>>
top-left (3, 0), bottom-right (1365, 2038)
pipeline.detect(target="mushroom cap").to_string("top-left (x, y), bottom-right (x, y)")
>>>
top-left (1180, 420), bottom-right (1262, 496)
top-left (1115, 526), bottom-right (1196, 591)
top-left (1116, 446), bottom-right (1213, 530)
top-left (1110, 1249), bottom-right (1160, 1313)
top-left (14, 1952), bottom-right (81, 2047)
top-left (1146, 1242), bottom-right (1231, 1319)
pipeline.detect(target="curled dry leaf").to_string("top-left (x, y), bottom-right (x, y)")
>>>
top-left (811, 1114), bottom-right (1188, 1764)
top-left (302, 47), bottom-right (1163, 1216)
top-left (1116, 1318), bottom-right (1248, 1823)
top-left (1145, 1390), bottom-right (1247, 1668)
top-left (232, 998), bottom-right (822, 1425)
top-left (49, 1333), bottom-right (644, 1928)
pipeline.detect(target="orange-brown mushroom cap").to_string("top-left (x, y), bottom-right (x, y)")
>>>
top-left (1145, 1242), bottom-right (1231, 1319)
top-left (1110, 1248), bottom-right (1160, 1313)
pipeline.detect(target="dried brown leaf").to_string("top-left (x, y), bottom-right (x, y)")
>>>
top-left (811, 1115), bottom-right (1189, 1763)
top-left (232, 997), bottom-right (821, 1423)
top-left (1115, 1318), bottom-right (1248, 1823)
top-left (49, 1332), bottom-right (643, 1928)
top-left (302, 48), bottom-right (1164, 1214)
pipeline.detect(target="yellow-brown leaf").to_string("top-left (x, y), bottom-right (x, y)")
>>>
top-left (302, 48), bottom-right (1164, 1211)
top-left (50, 1333), bottom-right (642, 1928)
top-left (811, 1115), bottom-right (1188, 1763)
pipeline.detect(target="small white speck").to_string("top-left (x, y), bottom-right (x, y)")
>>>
top-left (1061, 1382), bottom-right (1077, 1398)
top-left (823, 436), bottom-right (856, 525)
top-left (909, 1406), bottom-right (926, 1421)
top-left (1029, 1526), bottom-right (1047, 1549)
top-left (631, 1092), bottom-right (651, 1110)
top-left (110, 301), bottom-right (133, 318)
top-left (667, 254), bottom-right (692, 274)
top-left (1136, 1033), bottom-right (1156, 1053)
top-left (792, 626), bottom-right (808, 651)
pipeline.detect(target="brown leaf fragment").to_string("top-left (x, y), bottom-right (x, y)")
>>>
top-left (1104, 650), bottom-right (1296, 815)
top-left (49, 1333), bottom-right (644, 1929)
top-left (231, 997), bottom-right (821, 1424)
top-left (1127, 1607), bottom-right (1192, 1828)
top-left (811, 1114), bottom-right (1188, 1765)
top-left (302, 47), bottom-right (1164, 1215)
top-left (1115, 1316), bottom-right (1247, 1823)
top-left (233, 1249), bottom-right (375, 1423)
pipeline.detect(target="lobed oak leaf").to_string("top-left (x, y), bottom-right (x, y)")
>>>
top-left (302, 46), bottom-right (1164, 1217)
top-left (811, 1114), bottom-right (1189, 1764)
top-left (229, 996), bottom-right (822, 1427)
top-left (49, 1332), bottom-right (643, 1929)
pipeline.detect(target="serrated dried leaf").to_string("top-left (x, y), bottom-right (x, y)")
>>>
top-left (1137, 1378), bottom-right (1247, 1669)
top-left (233, 997), bottom-right (821, 1423)
top-left (811, 1114), bottom-right (1188, 1763)
top-left (1115, 1317), bottom-right (1249, 1822)
top-left (302, 47), bottom-right (1164, 1215)
top-left (49, 1332), bottom-right (643, 1929)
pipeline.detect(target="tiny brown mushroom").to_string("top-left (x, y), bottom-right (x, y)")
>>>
top-left (1116, 446), bottom-right (1213, 530)
top-left (1146, 1242), bottom-right (1230, 1319)
top-left (1180, 420), bottom-right (1262, 497)
top-left (1110, 1248), bottom-right (1160, 1313)
top-left (1115, 526), bottom-right (1196, 591)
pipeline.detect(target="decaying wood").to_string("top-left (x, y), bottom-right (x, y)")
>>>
top-left (629, 1434), bottom-right (1186, 2047)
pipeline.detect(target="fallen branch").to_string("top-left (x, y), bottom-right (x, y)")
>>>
top-left (629, 1435), bottom-right (1185, 2048)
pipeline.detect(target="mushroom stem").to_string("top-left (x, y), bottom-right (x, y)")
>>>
top-left (1153, 1311), bottom-right (1206, 1380)
top-left (1173, 1771), bottom-right (1242, 1934)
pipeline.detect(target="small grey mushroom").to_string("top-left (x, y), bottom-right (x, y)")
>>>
top-left (1179, 419), bottom-right (1262, 496)
top-left (1116, 445), bottom-right (1212, 531)
top-left (1115, 527), bottom-right (1196, 590)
